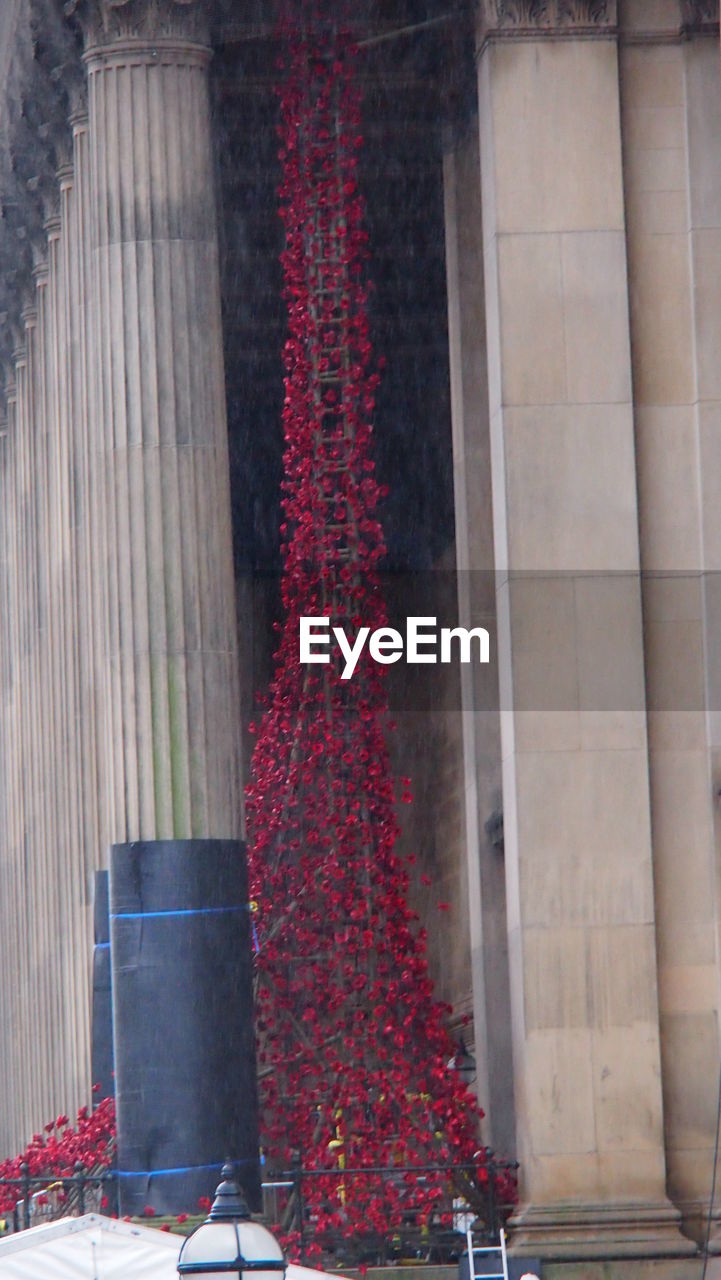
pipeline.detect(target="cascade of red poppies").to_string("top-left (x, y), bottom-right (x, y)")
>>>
top-left (0, 1096), bottom-right (116, 1217)
top-left (245, 4), bottom-right (494, 1249)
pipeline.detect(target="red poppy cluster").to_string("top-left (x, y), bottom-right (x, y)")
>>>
top-left (0, 1094), bottom-right (116, 1216)
top-left (245, 4), bottom-right (507, 1251)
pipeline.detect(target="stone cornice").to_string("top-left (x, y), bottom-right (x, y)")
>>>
top-left (479, 0), bottom-right (617, 45)
top-left (64, 0), bottom-right (210, 50)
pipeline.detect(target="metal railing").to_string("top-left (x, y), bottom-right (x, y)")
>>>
top-left (1, 1153), bottom-right (519, 1264)
top-left (0, 1163), bottom-right (118, 1233)
top-left (262, 1157), bottom-right (519, 1268)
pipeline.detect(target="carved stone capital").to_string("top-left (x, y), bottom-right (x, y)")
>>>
top-left (3, 369), bottom-right (17, 403)
top-left (681, 0), bottom-right (720, 30)
top-left (65, 0), bottom-right (210, 51)
top-left (479, 0), bottom-right (617, 44)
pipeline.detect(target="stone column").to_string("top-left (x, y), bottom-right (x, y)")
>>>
top-left (476, 0), bottom-right (693, 1261)
top-left (68, 0), bottom-right (243, 844)
top-left (6, 349), bottom-right (29, 1149)
top-left (13, 330), bottom-right (43, 1130)
top-left (70, 107), bottom-right (107, 884)
top-left (620, 0), bottom-right (721, 1249)
top-left (0, 367), bottom-right (23, 1149)
top-left (31, 256), bottom-right (59, 1128)
top-left (0, 416), bottom-right (9, 1141)
top-left (688, 9), bottom-right (721, 1249)
top-left (444, 121), bottom-right (515, 1157)
top-left (45, 207), bottom-right (81, 1112)
top-left (19, 301), bottom-right (47, 1127)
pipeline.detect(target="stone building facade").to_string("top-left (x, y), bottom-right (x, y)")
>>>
top-left (1, 0), bottom-right (721, 1274)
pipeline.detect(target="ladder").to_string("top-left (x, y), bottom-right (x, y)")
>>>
top-left (465, 1223), bottom-right (509, 1280)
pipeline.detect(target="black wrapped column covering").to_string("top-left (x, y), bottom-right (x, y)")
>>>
top-left (109, 839), bottom-right (260, 1216)
top-left (91, 870), bottom-right (114, 1104)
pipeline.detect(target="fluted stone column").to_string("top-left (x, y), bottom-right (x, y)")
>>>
top-left (13, 331), bottom-right (41, 1127)
top-left (1, 368), bottom-right (22, 1148)
top-left (67, 0), bottom-right (242, 846)
top-left (64, 0), bottom-right (250, 1206)
top-left (46, 207), bottom-right (83, 1110)
top-left (31, 256), bottom-right (59, 1128)
top-left (70, 109), bottom-right (107, 884)
top-left (0, 1), bottom-right (92, 1150)
top-left (0, 417), bottom-right (9, 1139)
top-left (476, 0), bottom-right (694, 1263)
top-left (19, 302), bottom-right (46, 1126)
top-left (21, 301), bottom-right (45, 1122)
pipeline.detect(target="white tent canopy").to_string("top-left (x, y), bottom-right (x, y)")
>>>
top-left (0, 1213), bottom-right (346, 1280)
top-left (0, 1215), bottom-right (181, 1280)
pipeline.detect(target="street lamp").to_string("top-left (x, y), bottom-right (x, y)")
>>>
top-left (178, 1164), bottom-right (286, 1280)
top-left (447, 1038), bottom-right (476, 1087)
